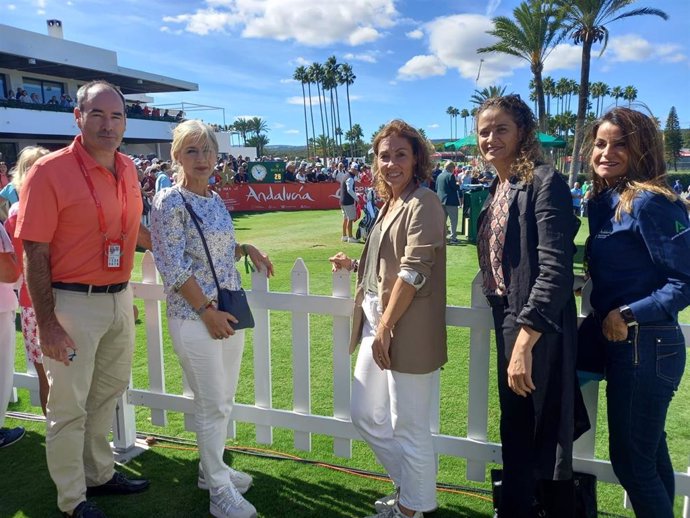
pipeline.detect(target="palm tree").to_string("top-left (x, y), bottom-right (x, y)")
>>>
top-left (308, 63), bottom-right (327, 157)
top-left (446, 106), bottom-right (456, 139)
top-left (346, 123), bottom-right (364, 156)
top-left (556, 77), bottom-right (571, 116)
top-left (233, 118), bottom-right (251, 145)
top-left (249, 116), bottom-right (268, 138)
top-left (567, 79), bottom-right (579, 113)
top-left (460, 108), bottom-right (470, 136)
top-left (478, 0), bottom-right (564, 131)
top-left (247, 134), bottom-right (270, 157)
top-left (557, 0), bottom-right (668, 185)
top-left (293, 66), bottom-right (311, 158)
top-left (339, 63), bottom-right (356, 158)
top-left (326, 56), bottom-right (344, 153)
top-left (543, 76), bottom-right (556, 117)
top-left (623, 84), bottom-right (638, 106)
top-left (470, 85), bottom-right (508, 105)
top-left (610, 85), bottom-right (624, 106)
top-left (590, 81), bottom-right (609, 116)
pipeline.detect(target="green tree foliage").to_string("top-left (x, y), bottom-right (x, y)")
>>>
top-left (478, 0), bottom-right (564, 131)
top-left (556, 0), bottom-right (668, 185)
top-left (664, 106), bottom-right (683, 171)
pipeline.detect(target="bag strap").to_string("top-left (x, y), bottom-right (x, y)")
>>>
top-left (177, 189), bottom-right (223, 295)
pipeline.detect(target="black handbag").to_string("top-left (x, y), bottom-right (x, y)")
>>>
top-left (491, 470), bottom-right (597, 518)
top-left (576, 312), bottom-right (607, 384)
top-left (178, 191), bottom-right (255, 330)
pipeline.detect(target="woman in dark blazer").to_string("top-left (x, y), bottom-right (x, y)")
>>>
top-left (475, 95), bottom-right (588, 518)
top-left (330, 119), bottom-right (446, 518)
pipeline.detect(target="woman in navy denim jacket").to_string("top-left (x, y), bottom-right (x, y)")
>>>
top-left (586, 107), bottom-right (690, 518)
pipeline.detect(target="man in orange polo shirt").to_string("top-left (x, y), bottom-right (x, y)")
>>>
top-left (16, 80), bottom-right (152, 518)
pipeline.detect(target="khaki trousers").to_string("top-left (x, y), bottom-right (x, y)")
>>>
top-left (44, 287), bottom-right (135, 513)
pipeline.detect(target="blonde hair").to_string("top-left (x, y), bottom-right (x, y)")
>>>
top-left (12, 146), bottom-right (50, 193)
top-left (170, 120), bottom-right (219, 182)
top-left (584, 107), bottom-right (682, 221)
top-left (443, 160), bottom-right (455, 172)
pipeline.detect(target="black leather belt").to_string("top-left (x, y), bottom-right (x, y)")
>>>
top-left (52, 281), bottom-right (128, 294)
top-left (485, 294), bottom-right (508, 308)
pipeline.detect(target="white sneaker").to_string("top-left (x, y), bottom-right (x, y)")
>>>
top-left (347, 237), bottom-right (360, 243)
top-left (341, 236), bottom-right (348, 242)
top-left (374, 487), bottom-right (399, 512)
top-left (365, 502), bottom-right (423, 518)
top-left (198, 464), bottom-right (253, 494)
top-left (210, 484), bottom-right (257, 518)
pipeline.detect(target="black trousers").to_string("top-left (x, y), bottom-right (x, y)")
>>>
top-left (491, 306), bottom-right (575, 518)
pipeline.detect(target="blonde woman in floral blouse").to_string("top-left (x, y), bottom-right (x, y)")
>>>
top-left (151, 120), bottom-right (273, 518)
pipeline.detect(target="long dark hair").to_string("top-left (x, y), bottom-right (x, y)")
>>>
top-left (584, 107), bottom-right (680, 221)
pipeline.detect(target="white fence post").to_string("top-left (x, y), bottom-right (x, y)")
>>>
top-left (465, 272), bottom-right (492, 482)
top-left (291, 258), bottom-right (311, 451)
top-left (112, 381), bottom-right (136, 452)
top-left (251, 268), bottom-right (273, 444)
top-left (332, 268), bottom-right (353, 458)
top-left (137, 251), bottom-right (167, 427)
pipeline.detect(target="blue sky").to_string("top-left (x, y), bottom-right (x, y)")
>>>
top-left (4, 0), bottom-right (689, 146)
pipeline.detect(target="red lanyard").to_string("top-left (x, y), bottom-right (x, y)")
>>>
top-left (74, 151), bottom-right (128, 239)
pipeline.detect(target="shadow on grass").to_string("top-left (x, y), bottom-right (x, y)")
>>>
top-left (0, 429), bottom-right (489, 517)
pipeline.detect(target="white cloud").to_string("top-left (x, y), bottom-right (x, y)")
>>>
top-left (543, 44), bottom-right (582, 72)
top-left (287, 95), bottom-right (321, 105)
top-left (423, 14), bottom-right (524, 86)
top-left (8, 4), bottom-right (16, 10)
top-left (428, 123), bottom-right (439, 129)
top-left (291, 57), bottom-right (311, 67)
top-left (406, 29), bottom-right (423, 40)
top-left (280, 78), bottom-right (298, 84)
top-left (164, 0), bottom-right (399, 46)
top-left (273, 122), bottom-right (286, 129)
top-left (398, 55), bottom-right (446, 80)
top-left (343, 52), bottom-right (378, 64)
top-left (607, 34), bottom-right (687, 64)
top-left (285, 129), bottom-right (299, 134)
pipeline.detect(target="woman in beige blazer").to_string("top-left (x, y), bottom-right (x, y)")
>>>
top-left (330, 120), bottom-right (447, 518)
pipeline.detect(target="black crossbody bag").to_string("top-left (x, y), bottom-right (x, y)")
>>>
top-left (178, 191), bottom-right (255, 330)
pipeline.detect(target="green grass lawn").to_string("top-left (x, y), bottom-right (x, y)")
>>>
top-left (3, 209), bottom-right (689, 517)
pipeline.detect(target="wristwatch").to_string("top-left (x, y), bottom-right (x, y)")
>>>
top-left (195, 299), bottom-right (217, 316)
top-left (619, 305), bottom-right (638, 327)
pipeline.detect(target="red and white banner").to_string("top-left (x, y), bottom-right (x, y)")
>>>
top-left (216, 183), bottom-right (337, 212)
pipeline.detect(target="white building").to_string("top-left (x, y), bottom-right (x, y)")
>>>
top-left (0, 20), bottom-right (198, 163)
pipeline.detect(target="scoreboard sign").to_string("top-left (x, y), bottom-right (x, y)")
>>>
top-left (247, 161), bottom-right (285, 183)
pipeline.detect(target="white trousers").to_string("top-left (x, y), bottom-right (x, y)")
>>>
top-left (350, 293), bottom-right (439, 512)
top-left (168, 319), bottom-right (245, 489)
top-left (0, 310), bottom-right (16, 428)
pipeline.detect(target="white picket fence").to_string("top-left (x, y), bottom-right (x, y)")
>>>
top-left (12, 251), bottom-right (690, 516)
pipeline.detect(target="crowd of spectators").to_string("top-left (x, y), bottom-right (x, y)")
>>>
top-left (1, 88), bottom-right (77, 108)
top-left (1, 88), bottom-right (184, 123)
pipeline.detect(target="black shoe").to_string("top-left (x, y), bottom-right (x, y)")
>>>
top-left (0, 426), bottom-right (25, 448)
top-left (63, 500), bottom-right (107, 517)
top-left (86, 472), bottom-right (150, 497)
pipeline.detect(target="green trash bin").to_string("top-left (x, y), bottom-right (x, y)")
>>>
top-left (462, 187), bottom-right (489, 244)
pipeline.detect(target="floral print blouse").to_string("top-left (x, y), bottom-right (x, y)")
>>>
top-left (151, 185), bottom-right (242, 320)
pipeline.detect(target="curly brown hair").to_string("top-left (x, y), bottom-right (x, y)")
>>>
top-left (475, 94), bottom-right (543, 183)
top-left (584, 107), bottom-right (682, 221)
top-left (371, 119), bottom-right (434, 201)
